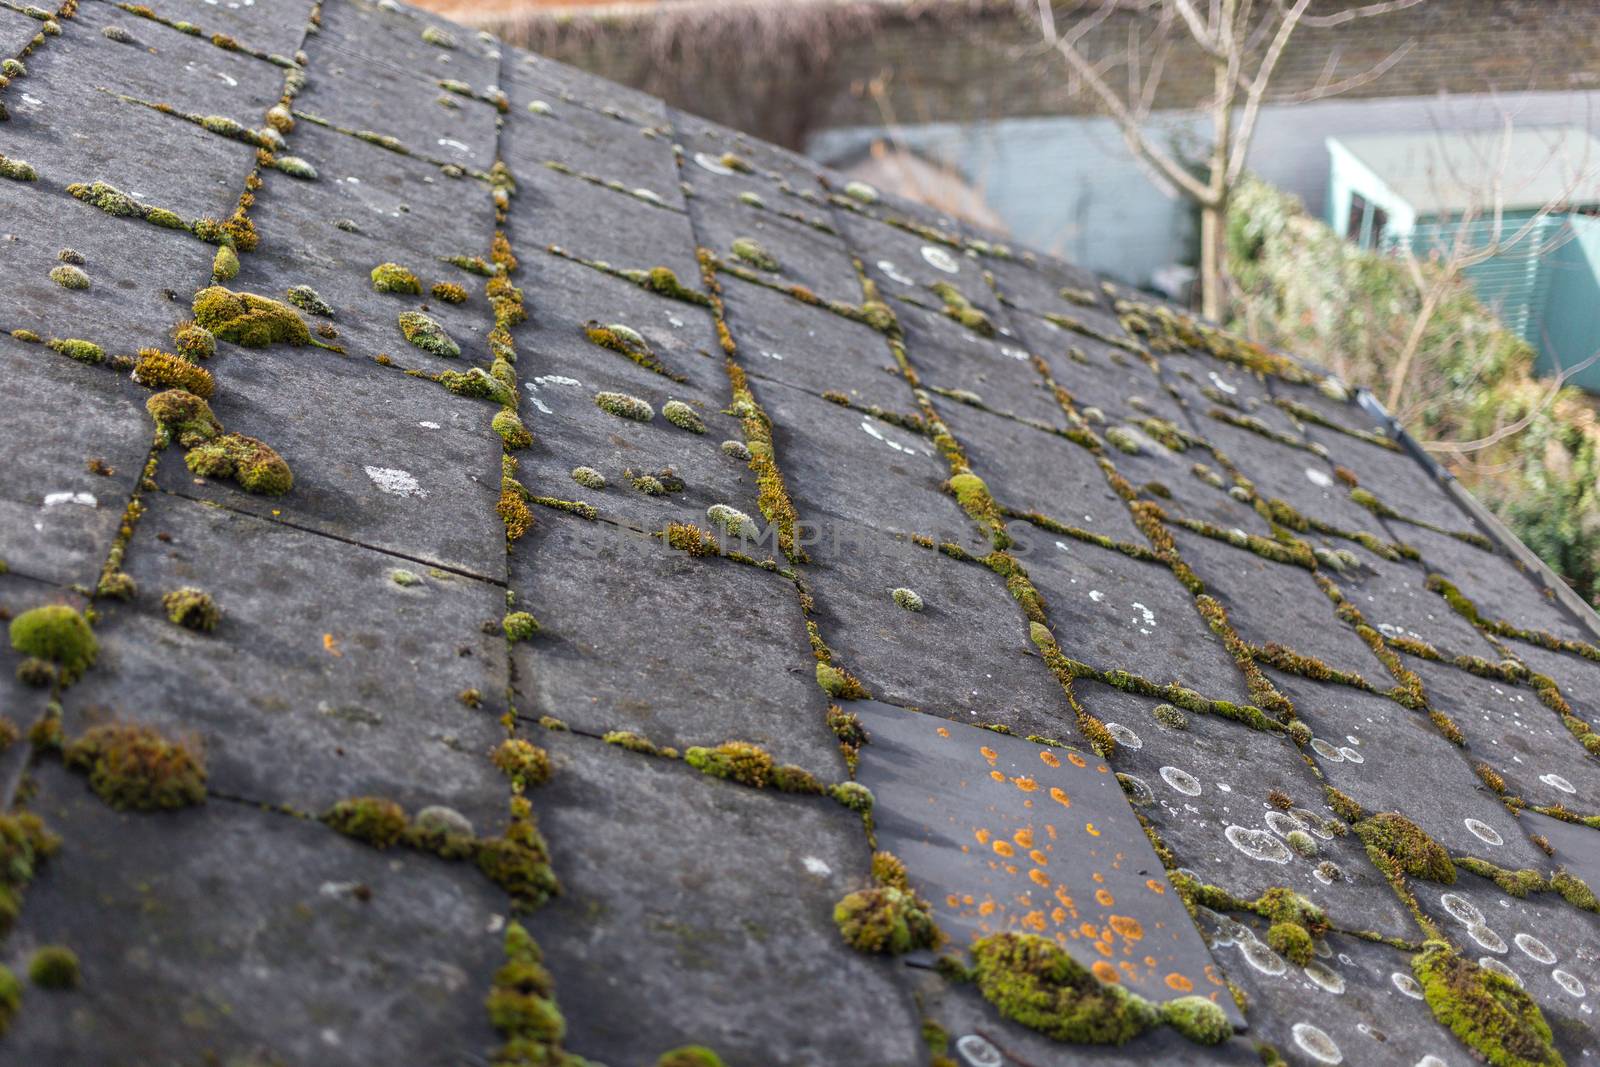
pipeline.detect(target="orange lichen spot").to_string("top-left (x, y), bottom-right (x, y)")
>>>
top-left (1166, 973), bottom-right (1195, 993)
top-left (1079, 922), bottom-right (1100, 939)
top-left (1021, 910), bottom-right (1047, 932)
top-left (975, 828), bottom-right (991, 845)
top-left (947, 894), bottom-right (961, 908)
top-left (1045, 823), bottom-right (1058, 839)
top-left (978, 900), bottom-right (996, 917)
top-left (1029, 849), bottom-right (1048, 866)
top-left (992, 840), bottom-right (1015, 858)
top-left (1004, 864), bottom-right (1019, 875)
top-left (1067, 752), bottom-right (1087, 768)
top-left (1092, 872), bottom-right (1105, 883)
top-left (1144, 955), bottom-right (1158, 967)
top-left (1085, 822), bottom-right (1101, 837)
top-left (1011, 775), bottom-right (1039, 792)
top-left (1049, 787), bottom-right (1071, 808)
top-left (1095, 888), bottom-right (1115, 907)
top-left (1028, 868), bottom-right (1051, 888)
top-left (1055, 886), bottom-right (1075, 907)
top-left (1096, 763), bottom-right (1109, 773)
top-left (989, 769), bottom-right (1005, 782)
top-left (1205, 965), bottom-right (1225, 987)
top-left (1108, 915), bottom-right (1144, 941)
top-left (979, 745), bottom-right (998, 764)
top-left (1145, 879), bottom-right (1167, 895)
top-left (936, 726), bottom-right (950, 737)
top-left (1051, 906), bottom-right (1068, 925)
top-left (1093, 939), bottom-right (1115, 958)
top-left (1014, 828), bottom-right (1035, 849)
top-left (1039, 750), bottom-right (1061, 768)
top-left (1092, 960), bottom-right (1121, 984)
top-left (322, 633), bottom-right (341, 656)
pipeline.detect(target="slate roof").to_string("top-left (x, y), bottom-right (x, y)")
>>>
top-left (2, 2), bottom-right (1600, 1065)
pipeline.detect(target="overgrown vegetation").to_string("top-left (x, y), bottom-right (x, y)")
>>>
top-left (1228, 177), bottom-right (1600, 604)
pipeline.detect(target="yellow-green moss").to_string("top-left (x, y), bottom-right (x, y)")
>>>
top-left (371, 262), bottom-right (421, 294)
top-left (730, 237), bottom-right (779, 272)
top-left (191, 286), bottom-right (310, 347)
top-left (323, 796), bottom-right (408, 848)
top-left (475, 796), bottom-right (558, 909)
top-left (684, 741), bottom-right (772, 787)
top-left (45, 337), bottom-right (103, 364)
top-left (491, 738), bottom-right (552, 787)
top-left (48, 264), bottom-right (89, 289)
top-left (64, 723), bottom-right (206, 810)
top-left (431, 281), bottom-right (468, 304)
top-left (161, 587), bottom-right (220, 632)
top-left (27, 946), bottom-right (78, 990)
top-left (1413, 941), bottom-right (1560, 1067)
top-left (833, 884), bottom-right (941, 954)
top-left (132, 349), bottom-right (214, 398)
top-left (594, 390), bottom-right (653, 421)
top-left (9, 605), bottom-right (96, 685)
top-left (0, 965), bottom-right (18, 1034)
top-left (284, 285), bottom-right (334, 317)
top-left (655, 1047), bottom-right (725, 1067)
top-left (184, 433), bottom-right (293, 495)
top-left (503, 611), bottom-right (540, 641)
top-left (173, 321), bottom-right (216, 360)
top-left (968, 932), bottom-right (1159, 1044)
top-left (662, 399), bottom-right (706, 434)
top-left (493, 408), bottom-right (533, 450)
top-left (146, 389), bottom-right (221, 447)
top-left (398, 310), bottom-right (460, 358)
top-left (1356, 811), bottom-right (1456, 884)
top-left (1161, 996), bottom-right (1230, 1045)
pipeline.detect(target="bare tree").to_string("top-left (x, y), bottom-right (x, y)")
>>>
top-left (1019, 0), bottom-right (1422, 321)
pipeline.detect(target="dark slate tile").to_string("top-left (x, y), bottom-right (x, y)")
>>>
top-left (1519, 809), bottom-right (1600, 893)
top-left (1271, 373), bottom-right (1396, 440)
top-left (517, 170), bottom-right (703, 292)
top-left (1196, 915), bottom-right (1469, 1067)
top-left (59, 0), bottom-right (289, 119)
top-left (983, 248), bottom-right (1108, 324)
top-left (1198, 413), bottom-right (1384, 535)
top-left (896, 300), bottom-right (1067, 428)
top-left (310, 0), bottom-right (500, 90)
top-left (0, 5), bottom-right (42, 57)
top-left (800, 530), bottom-right (1069, 735)
top-left (1165, 357), bottom-right (1305, 442)
top-left (1298, 422), bottom-right (1470, 532)
top-left (1014, 310), bottom-right (1186, 427)
top-left (0, 334), bottom-right (151, 589)
top-left (59, 492), bottom-right (508, 825)
top-left (1075, 680), bottom-right (1417, 942)
top-left (1414, 869), bottom-right (1600, 1059)
top-left (1404, 523), bottom-right (1595, 645)
top-left (510, 49), bottom-right (667, 130)
top-left (526, 730), bottom-right (924, 1065)
top-left (718, 273), bottom-right (910, 412)
top-left (853, 700), bottom-right (1240, 1019)
top-left (760, 376), bottom-right (976, 542)
top-left (1026, 537), bottom-right (1254, 704)
top-left (1171, 528), bottom-right (1386, 683)
top-left (908, 966), bottom-right (1259, 1066)
top-left (1105, 439), bottom-right (1276, 537)
top-left (6, 762), bottom-right (504, 1067)
top-left (1268, 670), bottom-right (1543, 868)
top-left (502, 100), bottom-right (682, 209)
top-left (1408, 655), bottom-right (1600, 814)
top-left (154, 341), bottom-right (507, 581)
top-left (843, 211), bottom-right (1001, 319)
top-left (1, 74), bottom-right (258, 222)
top-left (935, 399), bottom-right (1144, 547)
top-left (507, 512), bottom-right (845, 778)
top-left (292, 51), bottom-right (500, 171)
top-left (0, 182), bottom-right (213, 353)
top-left (1504, 637), bottom-right (1600, 733)
top-left (1331, 541), bottom-right (1503, 658)
top-left (691, 195), bottom-right (863, 309)
top-left (116, 0), bottom-right (317, 59)
top-left (669, 105), bottom-right (826, 194)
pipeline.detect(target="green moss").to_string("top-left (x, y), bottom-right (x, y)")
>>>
top-left (491, 739), bottom-right (552, 787)
top-left (191, 286), bottom-right (310, 347)
top-left (1413, 941), bottom-right (1560, 1067)
top-left (161, 587), bottom-right (220, 632)
top-left (46, 337), bottom-right (103, 364)
top-left (184, 433), bottom-right (294, 495)
top-left (64, 723), bottom-right (206, 810)
top-left (323, 797), bottom-right (408, 848)
top-left (27, 946), bottom-right (78, 990)
top-left (486, 922), bottom-right (574, 1061)
top-left (1552, 870), bottom-right (1598, 912)
top-left (655, 1047), bottom-right (725, 1067)
top-left (1285, 829), bottom-right (1317, 857)
top-left (390, 569), bottom-right (423, 587)
top-left (828, 781), bottom-right (874, 813)
top-left (274, 155), bottom-right (317, 180)
top-left (146, 389), bottom-right (221, 447)
top-left (816, 661), bottom-right (870, 699)
top-left (730, 237), bottom-right (779, 272)
top-left (684, 741), bottom-right (772, 787)
top-left (211, 244), bottom-right (239, 282)
top-left (0, 965), bottom-right (17, 1035)
top-left (594, 390), bottom-right (653, 422)
top-left (1151, 703), bottom-right (1188, 729)
top-left (48, 264), bottom-right (89, 290)
top-left (66, 179), bottom-right (139, 217)
top-left (371, 262), bottom-right (422, 294)
top-left (891, 587), bottom-right (924, 612)
top-left (1160, 996), bottom-right (1230, 1045)
top-left (493, 408), bottom-right (532, 449)
top-left (772, 764), bottom-right (823, 794)
top-left (285, 285), bottom-right (333, 317)
top-left (421, 24), bottom-right (456, 47)
top-left (440, 367), bottom-right (515, 406)
top-left (174, 321), bottom-right (216, 360)
top-left (132, 349), bottom-right (214, 397)
top-left (1104, 426), bottom-right (1142, 454)
top-left (968, 932), bottom-right (1159, 1044)
top-left (1266, 921), bottom-right (1314, 965)
top-left (1356, 811), bottom-right (1455, 883)
top-left (843, 180), bottom-right (878, 204)
top-left (657, 399), bottom-right (704, 434)
top-left (721, 439), bottom-right (752, 461)
top-left (475, 796), bottom-right (558, 909)
top-left (570, 467), bottom-right (607, 489)
top-left (833, 884), bottom-right (941, 954)
top-left (9, 605), bottom-right (97, 684)
top-left (642, 266), bottom-right (704, 303)
top-left (431, 281), bottom-right (468, 304)
top-left (603, 730), bottom-right (664, 756)
top-left (0, 154), bottom-right (38, 182)
top-left (398, 310), bottom-right (460, 358)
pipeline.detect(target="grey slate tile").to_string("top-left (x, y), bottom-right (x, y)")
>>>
top-left (896, 299), bottom-right (1068, 428)
top-left (109, 0), bottom-right (317, 60)
top-left (1405, 522), bottom-right (1596, 645)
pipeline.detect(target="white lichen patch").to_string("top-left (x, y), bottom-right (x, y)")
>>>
top-left (1305, 467), bottom-right (1334, 488)
top-left (1464, 818), bottom-right (1503, 846)
top-left (1439, 893), bottom-right (1485, 926)
top-left (1513, 933), bottom-right (1556, 965)
top-left (1159, 766), bottom-right (1202, 796)
top-left (364, 466), bottom-right (426, 498)
top-left (801, 855), bottom-right (831, 876)
top-left (693, 151), bottom-right (734, 176)
top-left (1538, 771), bottom-right (1576, 794)
top-left (920, 245), bottom-right (960, 274)
top-left (1391, 971), bottom-right (1424, 999)
top-left (858, 419), bottom-right (918, 455)
top-left (43, 491), bottom-right (97, 507)
top-left (1291, 1021), bottom-right (1342, 1064)
top-left (877, 259), bottom-right (913, 286)
top-left (1103, 722), bottom-right (1141, 750)
top-left (1224, 824), bottom-right (1292, 863)
top-left (1303, 960), bottom-right (1345, 994)
top-left (1552, 969), bottom-right (1586, 997)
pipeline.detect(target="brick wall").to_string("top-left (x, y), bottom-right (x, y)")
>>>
top-left (484, 1), bottom-right (1600, 147)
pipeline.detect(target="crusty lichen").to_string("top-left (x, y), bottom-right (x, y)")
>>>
top-left (64, 723), bottom-right (206, 810)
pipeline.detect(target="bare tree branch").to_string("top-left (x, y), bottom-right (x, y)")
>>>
top-left (1298, 0), bottom-right (1425, 29)
top-left (1268, 39), bottom-right (1416, 105)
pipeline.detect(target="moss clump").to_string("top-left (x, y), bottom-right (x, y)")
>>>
top-left (834, 885), bottom-right (941, 954)
top-left (493, 408), bottom-right (533, 450)
top-left (631, 474), bottom-right (666, 495)
top-left (730, 237), bottom-right (779, 272)
top-left (491, 739), bottom-right (552, 787)
top-left (1413, 941), bottom-right (1560, 1067)
top-left (274, 155), bottom-right (317, 180)
top-left (503, 611), bottom-right (540, 641)
top-left (843, 180), bottom-right (878, 204)
top-left (684, 741), bottom-right (773, 787)
top-left (371, 262), bottom-right (422, 294)
top-left (486, 922), bottom-right (573, 1062)
top-left (1357, 811), bottom-right (1455, 884)
top-left (431, 281), bottom-right (468, 304)
top-left (0, 155), bottom-right (38, 182)
top-left (1160, 996), bottom-right (1230, 1045)
top-left (211, 244), bottom-right (239, 282)
top-left (656, 1048), bottom-right (725, 1067)
top-left (161, 587), bottom-right (220, 632)
top-left (1285, 829), bottom-right (1318, 857)
top-left (828, 781), bottom-right (874, 812)
top-left (929, 281), bottom-right (996, 337)
top-left (146, 389), bottom-right (222, 447)
top-left (284, 285), bottom-right (333, 317)
top-left (67, 180), bottom-right (139, 217)
top-left (191, 286), bottom-right (310, 347)
top-left (323, 797), bottom-right (408, 849)
top-left (666, 522), bottom-right (720, 557)
top-left (706, 503), bottom-right (755, 539)
top-left (969, 932), bottom-right (1160, 1044)
top-left (891, 587), bottom-right (924, 612)
top-left (27, 946), bottom-right (78, 990)
top-left (570, 467), bottom-right (607, 490)
top-left (185, 433), bottom-right (293, 495)
top-left (816, 661), bottom-right (870, 700)
top-left (583, 321), bottom-right (681, 380)
top-left (1151, 703), bottom-right (1188, 729)
top-left (173, 321), bottom-right (216, 360)
top-left (662, 399), bottom-right (705, 434)
top-left (721, 439), bottom-right (752, 461)
top-left (132, 349), bottom-right (214, 398)
top-left (64, 723), bottom-right (206, 810)
top-left (948, 472), bottom-right (998, 524)
top-left (0, 965), bottom-right (18, 1034)
top-left (398, 311), bottom-right (460, 358)
top-left (475, 796), bottom-right (559, 909)
top-left (1266, 921), bottom-right (1314, 965)
top-left (1104, 426), bottom-right (1143, 454)
top-left (440, 368), bottom-right (515, 406)
top-left (48, 264), bottom-right (89, 290)
top-left (46, 337), bottom-right (103, 364)
top-left (594, 391), bottom-right (654, 422)
top-left (10, 605), bottom-right (97, 685)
